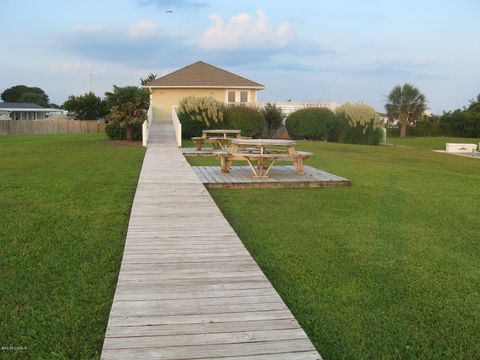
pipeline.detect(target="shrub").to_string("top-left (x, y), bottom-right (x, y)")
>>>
top-left (387, 127), bottom-right (400, 137)
top-left (178, 96), bottom-right (226, 138)
top-left (336, 103), bottom-right (383, 145)
top-left (260, 103), bottom-right (284, 138)
top-left (130, 123), bottom-right (143, 141)
top-left (105, 122), bottom-right (142, 140)
top-left (224, 105), bottom-right (265, 138)
top-left (105, 122), bottom-right (125, 139)
top-left (410, 116), bottom-right (442, 136)
top-left (285, 108), bottom-right (336, 140)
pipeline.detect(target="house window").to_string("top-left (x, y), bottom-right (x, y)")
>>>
top-left (240, 91), bottom-right (248, 103)
top-left (227, 91), bottom-right (236, 103)
top-left (226, 90), bottom-right (250, 104)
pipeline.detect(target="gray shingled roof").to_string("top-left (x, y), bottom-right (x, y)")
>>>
top-left (0, 102), bottom-right (45, 109)
top-left (145, 61), bottom-right (264, 89)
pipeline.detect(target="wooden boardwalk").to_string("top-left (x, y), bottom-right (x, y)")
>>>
top-left (193, 165), bottom-right (351, 189)
top-left (101, 121), bottom-right (322, 359)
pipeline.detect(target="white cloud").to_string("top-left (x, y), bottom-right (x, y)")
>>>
top-left (199, 10), bottom-right (294, 50)
top-left (128, 20), bottom-right (158, 39)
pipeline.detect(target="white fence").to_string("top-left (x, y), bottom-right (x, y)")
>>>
top-left (172, 106), bottom-right (182, 147)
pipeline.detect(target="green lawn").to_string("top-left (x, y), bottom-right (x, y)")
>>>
top-left (1, 134), bottom-right (479, 359)
top-left (187, 136), bottom-right (480, 359)
top-left (0, 134), bottom-right (145, 359)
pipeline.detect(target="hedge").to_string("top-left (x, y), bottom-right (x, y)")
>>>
top-left (224, 105), bottom-right (265, 138)
top-left (105, 122), bottom-right (142, 141)
top-left (285, 108), bottom-right (336, 140)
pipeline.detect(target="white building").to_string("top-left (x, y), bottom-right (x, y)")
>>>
top-left (257, 101), bottom-right (341, 117)
top-left (0, 102), bottom-right (65, 120)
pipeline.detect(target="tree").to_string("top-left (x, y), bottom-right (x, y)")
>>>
top-left (62, 92), bottom-right (107, 120)
top-left (385, 84), bottom-right (426, 137)
top-left (385, 83), bottom-right (427, 138)
top-left (19, 92), bottom-right (48, 107)
top-left (439, 95), bottom-right (480, 138)
top-left (106, 102), bottom-right (146, 140)
top-left (140, 73), bottom-right (157, 86)
top-left (260, 103), bottom-right (284, 138)
top-left (1, 85), bottom-right (50, 107)
top-left (105, 85), bottom-right (149, 111)
top-left (468, 94), bottom-right (480, 112)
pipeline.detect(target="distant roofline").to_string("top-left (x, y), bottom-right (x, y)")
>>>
top-left (144, 61), bottom-right (264, 89)
top-left (0, 107), bottom-right (63, 112)
top-left (144, 85), bottom-right (265, 90)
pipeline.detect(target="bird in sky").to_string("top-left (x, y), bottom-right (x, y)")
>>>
top-left (165, 10), bottom-right (173, 13)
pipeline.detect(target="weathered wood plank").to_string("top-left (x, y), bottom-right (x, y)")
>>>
top-left (103, 328), bottom-right (307, 350)
top-left (106, 318), bottom-right (301, 338)
top-left (102, 339), bottom-right (316, 359)
top-left (111, 295), bottom-right (283, 311)
top-left (199, 352), bottom-right (322, 360)
top-left (109, 301), bottom-right (288, 317)
top-left (114, 287), bottom-right (279, 301)
top-left (107, 309), bottom-right (296, 327)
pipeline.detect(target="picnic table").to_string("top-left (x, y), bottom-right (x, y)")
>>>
top-left (218, 138), bottom-right (313, 178)
top-left (192, 129), bottom-right (242, 150)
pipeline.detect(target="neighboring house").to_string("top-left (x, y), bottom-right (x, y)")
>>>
top-left (143, 61), bottom-right (265, 122)
top-left (380, 108), bottom-right (433, 128)
top-left (0, 102), bottom-right (64, 120)
top-left (258, 101), bottom-right (341, 117)
top-left (377, 112), bottom-right (390, 126)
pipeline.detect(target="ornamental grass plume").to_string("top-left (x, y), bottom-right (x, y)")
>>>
top-left (336, 103), bottom-right (382, 133)
top-left (179, 96), bottom-right (225, 128)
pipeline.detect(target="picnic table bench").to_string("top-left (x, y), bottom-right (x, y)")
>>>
top-left (192, 129), bottom-right (242, 150)
top-left (218, 138), bottom-right (313, 178)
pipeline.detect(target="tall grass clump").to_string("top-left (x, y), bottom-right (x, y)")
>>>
top-left (178, 96), bottom-right (226, 138)
top-left (336, 103), bottom-right (384, 145)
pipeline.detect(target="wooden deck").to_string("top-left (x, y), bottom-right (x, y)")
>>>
top-left (193, 165), bottom-right (351, 189)
top-left (101, 122), bottom-right (322, 359)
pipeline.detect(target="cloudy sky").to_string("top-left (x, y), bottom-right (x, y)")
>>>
top-left (2, 0), bottom-right (479, 113)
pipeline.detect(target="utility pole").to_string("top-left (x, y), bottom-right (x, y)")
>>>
top-left (89, 73), bottom-right (93, 93)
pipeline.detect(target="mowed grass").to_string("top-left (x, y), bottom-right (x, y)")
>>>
top-left (0, 134), bottom-right (145, 359)
top-left (187, 136), bottom-right (480, 359)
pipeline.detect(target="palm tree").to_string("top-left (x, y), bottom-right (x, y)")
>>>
top-left (105, 85), bottom-right (149, 111)
top-left (107, 102), bottom-right (146, 141)
top-left (385, 83), bottom-right (427, 138)
top-left (140, 73), bottom-right (157, 86)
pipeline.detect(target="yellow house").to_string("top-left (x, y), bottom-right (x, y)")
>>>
top-left (144, 61), bottom-right (265, 122)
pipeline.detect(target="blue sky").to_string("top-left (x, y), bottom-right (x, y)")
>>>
top-left (1, 0), bottom-right (479, 113)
